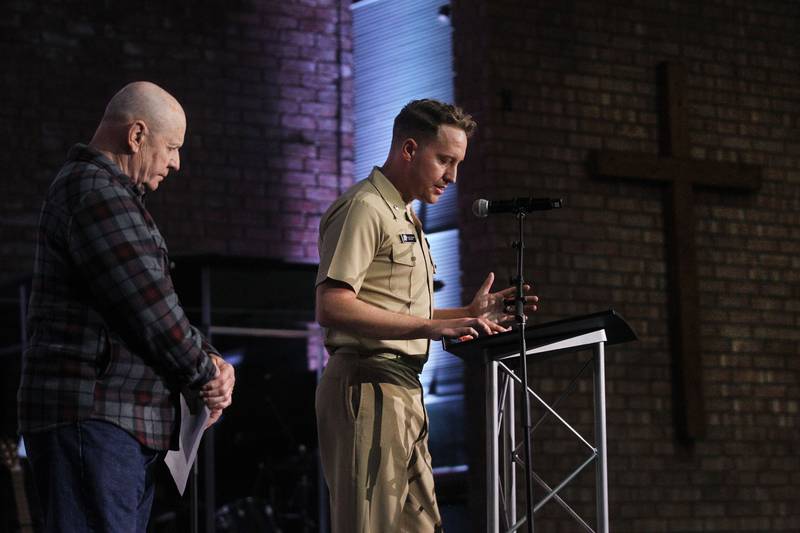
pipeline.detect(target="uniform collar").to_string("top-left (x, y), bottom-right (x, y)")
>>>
top-left (368, 166), bottom-right (409, 221)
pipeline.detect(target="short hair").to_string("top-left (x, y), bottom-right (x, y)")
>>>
top-left (392, 99), bottom-right (476, 145)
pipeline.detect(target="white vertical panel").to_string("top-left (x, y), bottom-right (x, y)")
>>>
top-left (352, 0), bottom-right (454, 181)
top-left (422, 229), bottom-right (464, 396)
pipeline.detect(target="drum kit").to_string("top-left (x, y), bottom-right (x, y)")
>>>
top-left (149, 354), bottom-right (321, 533)
top-left (214, 444), bottom-right (318, 533)
top-left (150, 430), bottom-right (320, 533)
top-left (215, 497), bottom-right (278, 532)
top-left (211, 355), bottom-right (320, 533)
top-left (123, 338), bottom-right (323, 533)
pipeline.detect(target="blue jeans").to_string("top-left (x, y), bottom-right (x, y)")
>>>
top-left (24, 419), bottom-right (160, 533)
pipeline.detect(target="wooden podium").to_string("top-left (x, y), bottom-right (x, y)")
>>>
top-left (443, 310), bottom-right (637, 533)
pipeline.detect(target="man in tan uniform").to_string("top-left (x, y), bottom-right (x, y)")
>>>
top-left (315, 99), bottom-right (538, 532)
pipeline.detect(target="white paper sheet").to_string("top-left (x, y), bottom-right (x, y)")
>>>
top-left (164, 394), bottom-right (210, 496)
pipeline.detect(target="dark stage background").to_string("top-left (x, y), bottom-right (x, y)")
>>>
top-left (1, 1), bottom-right (799, 532)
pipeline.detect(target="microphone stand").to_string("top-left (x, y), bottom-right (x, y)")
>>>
top-left (513, 209), bottom-right (535, 533)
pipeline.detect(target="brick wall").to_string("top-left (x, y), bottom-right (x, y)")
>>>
top-left (0, 0), bottom-right (352, 283)
top-left (455, 1), bottom-right (799, 531)
top-left (3, 0), bottom-right (799, 530)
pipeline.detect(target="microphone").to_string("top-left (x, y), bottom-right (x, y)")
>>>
top-left (472, 197), bottom-right (563, 217)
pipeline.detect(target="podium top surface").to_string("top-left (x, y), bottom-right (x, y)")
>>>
top-left (442, 309), bottom-right (637, 362)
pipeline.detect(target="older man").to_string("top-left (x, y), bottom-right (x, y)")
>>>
top-left (18, 82), bottom-right (235, 533)
top-left (315, 99), bottom-right (538, 532)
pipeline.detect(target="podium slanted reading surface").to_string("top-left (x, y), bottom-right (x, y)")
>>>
top-left (443, 310), bottom-right (637, 533)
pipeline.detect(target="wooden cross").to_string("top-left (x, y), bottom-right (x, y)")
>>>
top-left (593, 62), bottom-right (761, 441)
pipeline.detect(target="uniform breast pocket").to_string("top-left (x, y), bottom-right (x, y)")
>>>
top-left (391, 243), bottom-right (416, 267)
top-left (390, 243), bottom-right (416, 299)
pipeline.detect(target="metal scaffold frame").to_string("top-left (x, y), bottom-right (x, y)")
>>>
top-left (442, 310), bottom-right (637, 533)
top-left (488, 330), bottom-right (609, 533)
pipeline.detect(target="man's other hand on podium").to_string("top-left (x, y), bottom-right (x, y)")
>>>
top-left (428, 315), bottom-right (509, 341)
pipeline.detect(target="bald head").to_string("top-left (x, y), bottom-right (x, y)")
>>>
top-left (101, 81), bottom-right (185, 134)
top-left (90, 82), bottom-right (186, 192)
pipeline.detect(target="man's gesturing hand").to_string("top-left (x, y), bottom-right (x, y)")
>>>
top-left (467, 272), bottom-right (539, 325)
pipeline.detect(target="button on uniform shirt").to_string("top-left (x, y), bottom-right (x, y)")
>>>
top-left (316, 167), bottom-right (436, 362)
top-left (18, 144), bottom-right (216, 450)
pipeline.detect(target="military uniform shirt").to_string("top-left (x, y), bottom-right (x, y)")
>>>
top-left (316, 167), bottom-right (436, 360)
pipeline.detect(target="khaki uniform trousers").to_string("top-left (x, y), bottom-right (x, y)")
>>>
top-left (316, 353), bottom-right (443, 533)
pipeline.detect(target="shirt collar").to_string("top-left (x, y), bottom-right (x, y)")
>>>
top-left (67, 143), bottom-right (146, 199)
top-left (368, 166), bottom-right (408, 220)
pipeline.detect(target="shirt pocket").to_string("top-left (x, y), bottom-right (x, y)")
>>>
top-left (390, 242), bottom-right (416, 303)
top-left (391, 242), bottom-right (416, 267)
top-left (151, 232), bottom-right (170, 273)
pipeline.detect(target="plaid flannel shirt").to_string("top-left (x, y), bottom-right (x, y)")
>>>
top-left (18, 144), bottom-right (216, 450)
